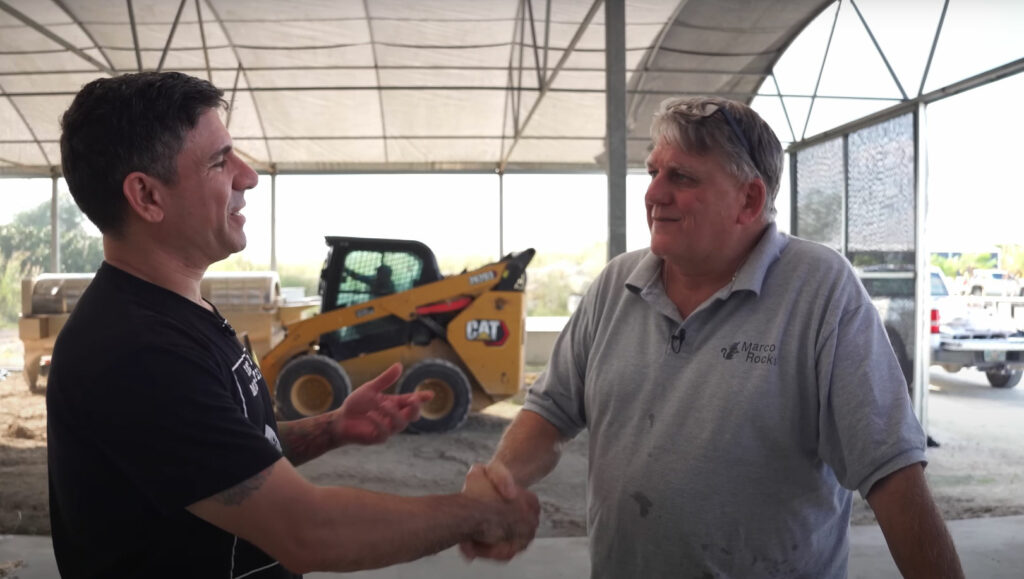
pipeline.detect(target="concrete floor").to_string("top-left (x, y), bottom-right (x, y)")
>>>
top-left (3, 369), bottom-right (1021, 577)
top-left (3, 515), bottom-right (1024, 578)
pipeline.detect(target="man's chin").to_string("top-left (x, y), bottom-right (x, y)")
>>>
top-left (648, 235), bottom-right (678, 258)
top-left (213, 236), bottom-right (247, 262)
top-left (231, 232), bottom-right (247, 253)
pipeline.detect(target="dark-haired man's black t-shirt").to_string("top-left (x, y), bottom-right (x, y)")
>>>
top-left (46, 262), bottom-right (300, 578)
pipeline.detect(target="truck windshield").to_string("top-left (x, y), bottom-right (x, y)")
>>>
top-left (930, 272), bottom-right (949, 297)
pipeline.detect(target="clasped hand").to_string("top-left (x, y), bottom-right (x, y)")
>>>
top-left (460, 461), bottom-right (540, 561)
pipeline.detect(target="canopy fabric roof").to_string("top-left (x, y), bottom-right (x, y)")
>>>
top-left (0, 0), bottom-right (832, 176)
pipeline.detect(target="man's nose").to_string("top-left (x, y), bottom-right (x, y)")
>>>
top-left (235, 157), bottom-right (259, 191)
top-left (645, 175), bottom-right (670, 205)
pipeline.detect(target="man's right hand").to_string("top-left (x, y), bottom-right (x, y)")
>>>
top-left (460, 462), bottom-right (534, 561)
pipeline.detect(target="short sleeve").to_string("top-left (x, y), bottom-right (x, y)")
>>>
top-left (522, 286), bottom-right (599, 440)
top-left (816, 302), bottom-right (927, 498)
top-left (78, 346), bottom-right (283, 512)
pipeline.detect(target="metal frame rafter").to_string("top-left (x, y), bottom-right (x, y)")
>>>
top-left (802, 0), bottom-right (842, 140)
top-left (626, 0), bottom-right (688, 130)
top-left (849, 0), bottom-right (907, 100)
top-left (362, 0), bottom-right (390, 163)
top-left (201, 0), bottom-right (274, 168)
top-left (499, 0), bottom-right (527, 168)
top-left (917, 0), bottom-right (949, 98)
top-left (0, 81), bottom-right (50, 167)
top-left (156, 0), bottom-right (188, 72)
top-left (126, 0), bottom-right (143, 71)
top-left (195, 0), bottom-right (212, 81)
top-left (499, 0), bottom-right (603, 172)
top-left (51, 0), bottom-right (117, 72)
top-left (0, 0), bottom-right (114, 74)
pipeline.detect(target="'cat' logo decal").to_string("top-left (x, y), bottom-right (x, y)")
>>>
top-left (466, 319), bottom-right (509, 346)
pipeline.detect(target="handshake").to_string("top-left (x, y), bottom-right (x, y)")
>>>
top-left (459, 461), bottom-right (541, 561)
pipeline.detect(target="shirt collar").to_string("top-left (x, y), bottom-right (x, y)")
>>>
top-left (624, 221), bottom-right (790, 299)
top-left (625, 251), bottom-right (663, 296)
top-left (731, 221), bottom-right (789, 296)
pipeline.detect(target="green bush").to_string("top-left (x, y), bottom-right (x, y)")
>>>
top-left (0, 198), bottom-right (103, 328)
top-left (0, 266), bottom-right (21, 327)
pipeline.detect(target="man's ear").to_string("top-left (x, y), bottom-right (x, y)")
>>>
top-left (122, 172), bottom-right (166, 223)
top-left (736, 177), bottom-right (767, 225)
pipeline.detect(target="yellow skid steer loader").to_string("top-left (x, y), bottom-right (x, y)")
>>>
top-left (259, 237), bottom-right (534, 433)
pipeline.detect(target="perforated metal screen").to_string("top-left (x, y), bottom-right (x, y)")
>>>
top-left (791, 111), bottom-right (923, 414)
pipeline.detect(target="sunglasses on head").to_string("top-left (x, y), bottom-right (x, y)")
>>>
top-left (691, 102), bottom-right (758, 174)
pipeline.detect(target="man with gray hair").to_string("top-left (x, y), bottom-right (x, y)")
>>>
top-left (463, 96), bottom-right (963, 577)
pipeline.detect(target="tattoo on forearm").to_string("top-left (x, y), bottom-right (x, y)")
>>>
top-left (279, 416), bottom-right (334, 466)
top-left (214, 464), bottom-right (274, 506)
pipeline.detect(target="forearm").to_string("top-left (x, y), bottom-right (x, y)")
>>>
top-left (191, 458), bottom-right (536, 574)
top-left (277, 413), bottom-right (336, 466)
top-left (868, 463), bottom-right (964, 579)
top-left (494, 409), bottom-right (566, 488)
top-left (293, 487), bottom-right (498, 572)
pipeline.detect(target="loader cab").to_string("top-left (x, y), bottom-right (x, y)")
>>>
top-left (317, 237), bottom-right (443, 359)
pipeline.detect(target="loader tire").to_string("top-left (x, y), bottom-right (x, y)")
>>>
top-left (397, 358), bottom-right (471, 434)
top-left (276, 355), bottom-right (352, 420)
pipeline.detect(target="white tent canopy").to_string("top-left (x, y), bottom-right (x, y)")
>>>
top-left (0, 0), bottom-right (833, 176)
top-left (3, 0), bottom-right (1024, 427)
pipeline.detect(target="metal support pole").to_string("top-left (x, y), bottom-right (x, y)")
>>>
top-left (498, 170), bottom-right (505, 259)
top-left (605, 0), bottom-right (627, 260)
top-left (913, 103), bottom-right (930, 425)
top-left (270, 169), bottom-right (277, 271)
top-left (50, 172), bottom-right (60, 273)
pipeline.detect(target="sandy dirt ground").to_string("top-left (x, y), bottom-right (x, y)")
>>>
top-left (2, 330), bottom-right (1024, 542)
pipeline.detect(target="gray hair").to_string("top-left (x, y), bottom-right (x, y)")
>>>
top-left (650, 96), bottom-right (783, 221)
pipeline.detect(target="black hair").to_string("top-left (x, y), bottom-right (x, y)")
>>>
top-left (59, 71), bottom-right (227, 235)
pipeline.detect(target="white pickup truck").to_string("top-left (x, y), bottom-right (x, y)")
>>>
top-left (961, 268), bottom-right (1021, 297)
top-left (929, 267), bottom-right (1024, 388)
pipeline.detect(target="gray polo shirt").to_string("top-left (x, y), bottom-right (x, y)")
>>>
top-left (524, 223), bottom-right (926, 578)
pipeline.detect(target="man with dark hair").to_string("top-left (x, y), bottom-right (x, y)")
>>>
top-left (47, 72), bottom-right (539, 578)
top-left (60, 72), bottom-right (225, 235)
top-left (463, 97), bottom-right (963, 578)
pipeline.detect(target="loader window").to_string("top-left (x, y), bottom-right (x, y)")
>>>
top-left (335, 250), bottom-right (423, 309)
top-left (327, 250), bottom-right (426, 349)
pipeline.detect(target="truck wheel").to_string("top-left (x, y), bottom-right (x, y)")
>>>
top-left (397, 359), bottom-right (471, 434)
top-left (985, 368), bottom-right (1022, 389)
top-left (276, 355), bottom-right (352, 420)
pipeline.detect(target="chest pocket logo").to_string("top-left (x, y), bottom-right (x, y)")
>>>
top-left (721, 340), bottom-right (779, 367)
top-left (721, 342), bottom-right (740, 359)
